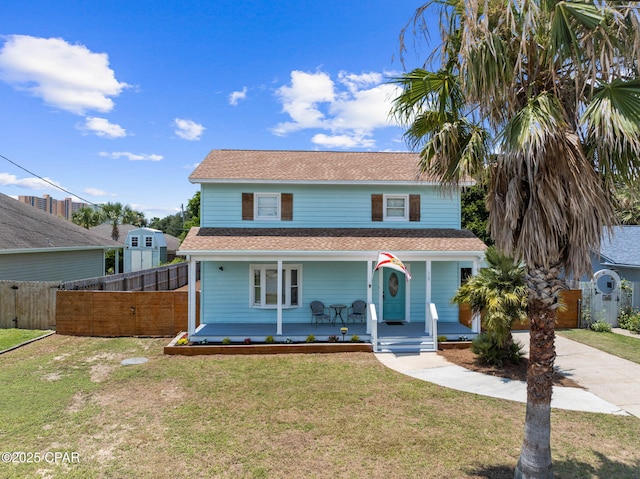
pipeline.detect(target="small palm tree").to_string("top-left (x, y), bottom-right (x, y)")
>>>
top-left (453, 246), bottom-right (527, 361)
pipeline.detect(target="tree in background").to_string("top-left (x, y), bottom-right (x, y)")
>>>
top-left (461, 182), bottom-right (492, 245)
top-left (72, 207), bottom-right (102, 229)
top-left (149, 191), bottom-right (200, 240)
top-left (391, 1), bottom-right (640, 477)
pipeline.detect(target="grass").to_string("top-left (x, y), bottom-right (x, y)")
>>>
top-left (557, 329), bottom-right (640, 364)
top-left (0, 334), bottom-right (639, 478)
top-left (0, 328), bottom-right (52, 351)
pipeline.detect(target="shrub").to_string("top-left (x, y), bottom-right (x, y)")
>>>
top-left (350, 335), bottom-right (360, 342)
top-left (471, 333), bottom-right (524, 367)
top-left (305, 334), bottom-right (316, 343)
top-left (327, 335), bottom-right (339, 342)
top-left (244, 338), bottom-right (252, 344)
top-left (437, 335), bottom-right (448, 343)
top-left (265, 335), bottom-right (275, 344)
top-left (222, 337), bottom-right (231, 345)
top-left (618, 308), bottom-right (640, 334)
top-left (590, 320), bottom-right (612, 333)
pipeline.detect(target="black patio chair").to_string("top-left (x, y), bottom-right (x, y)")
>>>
top-left (348, 300), bottom-right (367, 323)
top-left (310, 301), bottom-right (331, 326)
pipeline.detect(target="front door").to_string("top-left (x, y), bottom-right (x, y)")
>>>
top-left (383, 269), bottom-right (406, 321)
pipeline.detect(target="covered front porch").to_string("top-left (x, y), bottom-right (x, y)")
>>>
top-left (188, 314), bottom-right (476, 352)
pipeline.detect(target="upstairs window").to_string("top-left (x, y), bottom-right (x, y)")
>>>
top-left (384, 195), bottom-right (408, 220)
top-left (256, 193), bottom-right (280, 220)
top-left (251, 264), bottom-right (301, 308)
top-left (242, 193), bottom-right (293, 221)
top-left (145, 236), bottom-right (153, 247)
top-left (372, 194), bottom-right (420, 222)
top-left (130, 236), bottom-right (139, 247)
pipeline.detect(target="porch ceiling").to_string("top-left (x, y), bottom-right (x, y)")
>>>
top-left (178, 227), bottom-right (487, 256)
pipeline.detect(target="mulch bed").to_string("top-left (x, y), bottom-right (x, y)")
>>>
top-left (438, 347), bottom-right (582, 388)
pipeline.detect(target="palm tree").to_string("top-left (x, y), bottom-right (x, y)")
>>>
top-left (100, 202), bottom-right (125, 241)
top-left (391, 2), bottom-right (640, 477)
top-left (71, 206), bottom-right (101, 229)
top-left (453, 246), bottom-right (527, 350)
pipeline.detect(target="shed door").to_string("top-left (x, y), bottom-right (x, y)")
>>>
top-left (383, 269), bottom-right (406, 321)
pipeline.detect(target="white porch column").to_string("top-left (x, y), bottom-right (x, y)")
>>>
top-left (276, 259), bottom-right (283, 335)
top-left (471, 257), bottom-right (481, 333)
top-left (366, 260), bottom-right (373, 334)
top-left (187, 256), bottom-right (197, 337)
top-left (425, 260), bottom-right (432, 334)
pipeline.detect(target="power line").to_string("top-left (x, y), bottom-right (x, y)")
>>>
top-left (0, 152), bottom-right (103, 209)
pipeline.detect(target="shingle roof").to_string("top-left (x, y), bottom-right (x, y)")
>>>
top-left (0, 193), bottom-right (121, 251)
top-left (189, 150), bottom-right (442, 183)
top-left (600, 226), bottom-right (640, 267)
top-left (179, 227), bottom-right (487, 254)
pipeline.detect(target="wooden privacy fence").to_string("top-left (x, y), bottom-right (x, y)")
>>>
top-left (459, 289), bottom-right (583, 330)
top-left (0, 281), bottom-right (59, 330)
top-left (56, 290), bottom-right (200, 337)
top-left (62, 262), bottom-right (192, 291)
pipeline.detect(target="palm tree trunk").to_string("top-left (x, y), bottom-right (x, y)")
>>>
top-left (514, 266), bottom-right (563, 479)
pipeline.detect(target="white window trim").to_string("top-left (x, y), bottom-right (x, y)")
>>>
top-left (254, 193), bottom-right (281, 220)
top-left (250, 264), bottom-right (302, 309)
top-left (383, 194), bottom-right (409, 221)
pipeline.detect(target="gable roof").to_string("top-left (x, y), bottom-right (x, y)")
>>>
top-left (189, 150), bottom-right (454, 184)
top-left (90, 224), bottom-right (181, 251)
top-left (179, 227), bottom-right (487, 257)
top-left (0, 193), bottom-right (120, 252)
top-left (600, 226), bottom-right (640, 267)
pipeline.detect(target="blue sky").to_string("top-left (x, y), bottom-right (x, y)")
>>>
top-left (0, 1), bottom-right (435, 219)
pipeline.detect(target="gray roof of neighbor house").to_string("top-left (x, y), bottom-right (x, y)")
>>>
top-left (600, 226), bottom-right (640, 267)
top-left (189, 149), bottom-right (467, 184)
top-left (0, 193), bottom-right (120, 252)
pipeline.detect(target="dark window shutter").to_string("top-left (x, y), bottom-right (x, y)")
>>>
top-left (281, 193), bottom-right (293, 221)
top-left (409, 194), bottom-right (420, 222)
top-left (242, 193), bottom-right (254, 220)
top-left (371, 194), bottom-right (383, 221)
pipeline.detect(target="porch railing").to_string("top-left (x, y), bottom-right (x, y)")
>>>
top-left (369, 303), bottom-right (379, 353)
top-left (427, 302), bottom-right (439, 337)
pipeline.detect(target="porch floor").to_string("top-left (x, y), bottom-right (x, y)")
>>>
top-left (189, 320), bottom-right (474, 343)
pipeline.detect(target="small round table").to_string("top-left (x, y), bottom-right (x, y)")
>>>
top-left (330, 304), bottom-right (347, 325)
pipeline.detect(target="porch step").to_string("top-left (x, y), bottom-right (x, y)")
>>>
top-left (376, 336), bottom-right (437, 353)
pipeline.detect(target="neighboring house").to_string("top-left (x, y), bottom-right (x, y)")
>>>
top-left (584, 226), bottom-right (640, 325)
top-left (0, 192), bottom-right (120, 281)
top-left (123, 227), bottom-right (167, 272)
top-left (90, 224), bottom-right (181, 264)
top-left (178, 150), bottom-right (487, 351)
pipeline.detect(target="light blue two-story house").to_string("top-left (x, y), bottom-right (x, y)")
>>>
top-left (178, 150), bottom-right (487, 351)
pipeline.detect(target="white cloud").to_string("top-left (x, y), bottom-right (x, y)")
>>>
top-left (173, 118), bottom-right (205, 140)
top-left (0, 172), bottom-right (62, 190)
top-left (99, 151), bottom-right (163, 161)
top-left (80, 117), bottom-right (127, 138)
top-left (272, 69), bottom-right (400, 148)
top-left (311, 133), bottom-right (376, 149)
top-left (84, 187), bottom-right (116, 196)
top-left (0, 35), bottom-right (129, 115)
top-left (229, 86), bottom-right (248, 106)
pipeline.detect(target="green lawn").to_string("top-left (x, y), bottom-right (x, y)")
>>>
top-left (0, 328), bottom-right (52, 351)
top-left (0, 334), bottom-right (638, 478)
top-left (557, 329), bottom-right (640, 364)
